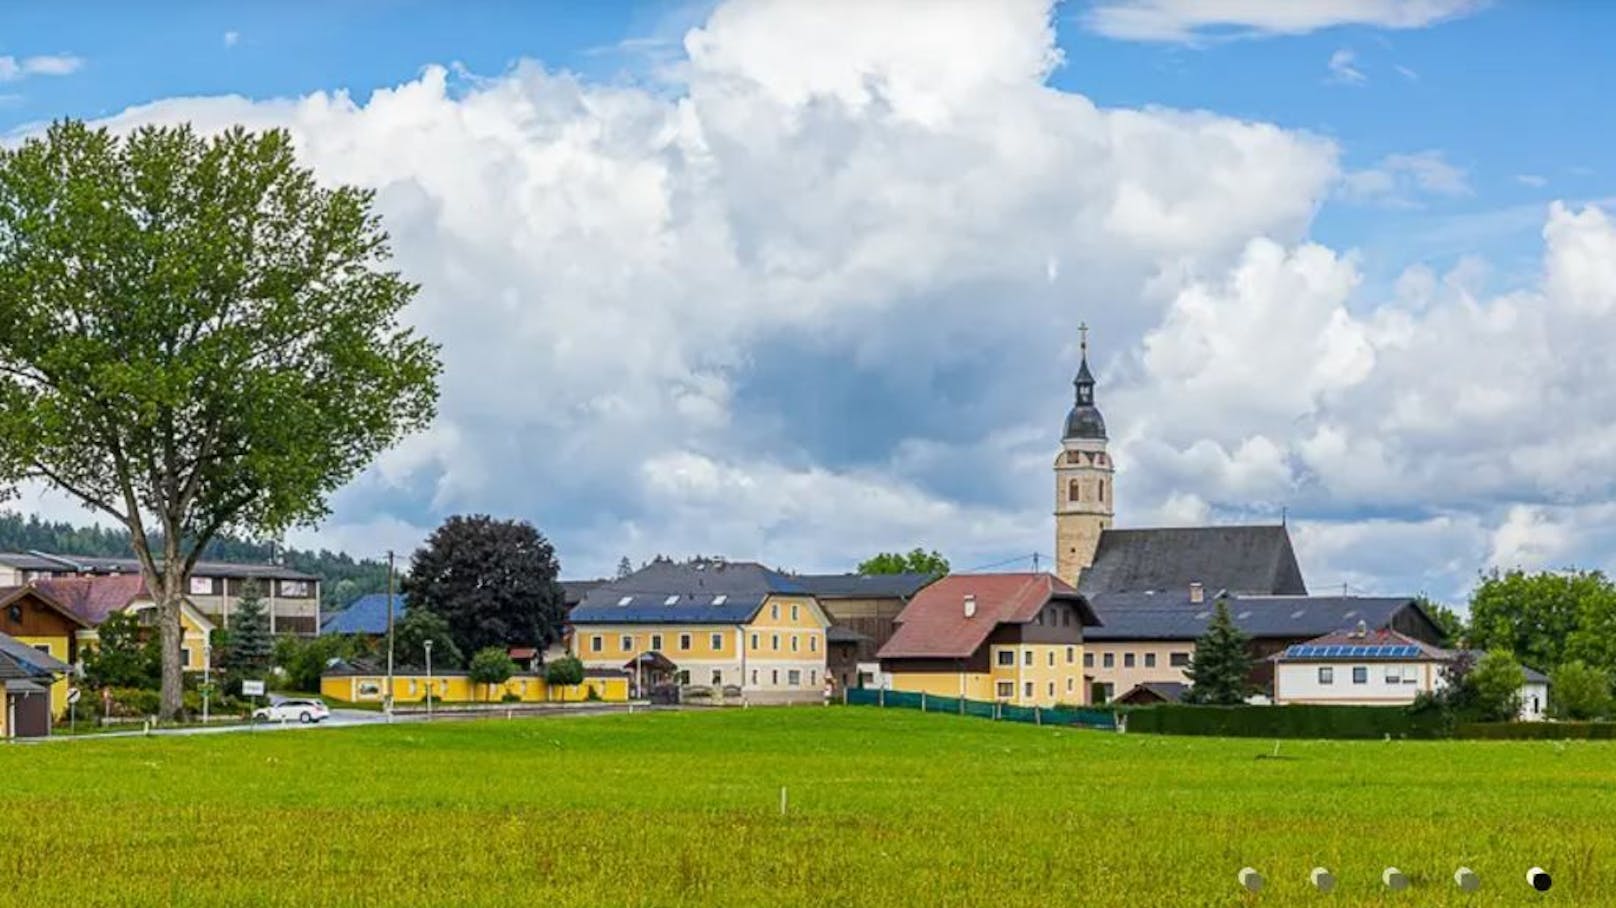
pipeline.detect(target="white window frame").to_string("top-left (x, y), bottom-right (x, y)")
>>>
top-left (1318, 666), bottom-right (1334, 685)
top-left (996, 681), bottom-right (1014, 699)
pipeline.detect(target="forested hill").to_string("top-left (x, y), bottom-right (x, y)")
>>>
top-left (0, 511), bottom-right (389, 613)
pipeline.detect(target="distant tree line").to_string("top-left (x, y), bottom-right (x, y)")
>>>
top-left (0, 511), bottom-right (389, 613)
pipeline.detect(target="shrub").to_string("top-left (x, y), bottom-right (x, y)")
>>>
top-left (500, 692), bottom-right (521, 703)
top-left (1455, 722), bottom-right (1616, 740)
top-left (105, 687), bottom-right (162, 718)
top-left (1469, 650), bottom-right (1526, 721)
top-left (1549, 661), bottom-right (1613, 720)
top-left (586, 685), bottom-right (602, 702)
top-left (1126, 704), bottom-right (1446, 739)
top-left (543, 655), bottom-right (585, 687)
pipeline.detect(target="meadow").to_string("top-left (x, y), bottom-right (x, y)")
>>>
top-left (3, 707), bottom-right (1612, 907)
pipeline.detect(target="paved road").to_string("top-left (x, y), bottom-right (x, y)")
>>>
top-left (23, 703), bottom-right (653, 742)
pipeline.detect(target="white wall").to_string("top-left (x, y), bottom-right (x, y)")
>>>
top-left (1274, 660), bottom-right (1438, 705)
top-left (1519, 681), bottom-right (1549, 721)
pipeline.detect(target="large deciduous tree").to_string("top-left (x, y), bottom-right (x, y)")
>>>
top-left (1466, 569), bottom-right (1616, 673)
top-left (0, 121), bottom-right (440, 717)
top-left (395, 605), bottom-right (463, 670)
top-left (402, 515), bottom-right (566, 658)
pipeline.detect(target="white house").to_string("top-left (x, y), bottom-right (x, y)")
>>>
top-left (1272, 626), bottom-right (1450, 706)
top-left (1273, 626), bottom-right (1552, 720)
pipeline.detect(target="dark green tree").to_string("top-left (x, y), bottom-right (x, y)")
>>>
top-left (0, 121), bottom-right (440, 717)
top-left (468, 646), bottom-right (518, 702)
top-left (402, 515), bottom-right (566, 657)
top-left (616, 556), bottom-right (634, 579)
top-left (1468, 649), bottom-right (1526, 722)
top-left (222, 580), bottom-right (273, 678)
top-left (857, 548), bottom-right (950, 576)
top-left (1183, 599), bottom-right (1252, 705)
top-left (1549, 661), bottom-right (1613, 720)
top-left (81, 612), bottom-right (160, 690)
top-left (273, 633), bottom-right (366, 693)
top-left (396, 606), bottom-right (463, 670)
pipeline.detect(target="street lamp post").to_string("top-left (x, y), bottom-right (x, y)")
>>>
top-left (424, 640), bottom-right (434, 720)
top-left (202, 642), bottom-right (213, 724)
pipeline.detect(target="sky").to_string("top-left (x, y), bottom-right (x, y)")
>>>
top-left (3, 0), bottom-right (1615, 605)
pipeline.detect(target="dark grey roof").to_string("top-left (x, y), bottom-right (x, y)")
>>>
top-left (1117, 681), bottom-right (1188, 703)
top-left (572, 559), bottom-right (808, 625)
top-left (0, 631), bottom-right (69, 677)
top-left (794, 572), bottom-right (937, 598)
top-left (1462, 651), bottom-right (1550, 684)
top-left (1086, 593), bottom-right (1422, 642)
top-left (0, 551), bottom-right (317, 581)
top-left (826, 625), bottom-right (872, 645)
top-left (1078, 525), bottom-right (1307, 596)
top-left (560, 580), bottom-right (606, 606)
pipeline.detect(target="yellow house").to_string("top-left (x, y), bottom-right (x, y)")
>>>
top-left (878, 572), bottom-right (1098, 708)
top-left (319, 660), bottom-right (629, 705)
top-left (38, 575), bottom-right (215, 678)
top-left (570, 558), bottom-right (832, 704)
top-left (0, 585), bottom-right (91, 718)
top-left (0, 626), bottom-right (75, 735)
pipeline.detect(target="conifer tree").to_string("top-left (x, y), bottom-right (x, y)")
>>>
top-left (1184, 598), bottom-right (1253, 705)
top-left (224, 580), bottom-right (274, 677)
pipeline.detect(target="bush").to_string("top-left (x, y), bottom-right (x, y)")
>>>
top-left (1469, 650), bottom-right (1526, 721)
top-left (543, 655), bottom-right (585, 687)
top-left (1126, 704), bottom-right (1447, 739)
top-left (1549, 661), bottom-right (1613, 720)
top-left (104, 687), bottom-right (162, 718)
top-left (586, 685), bottom-right (602, 702)
top-left (1455, 721), bottom-right (1616, 740)
top-left (500, 692), bottom-right (520, 704)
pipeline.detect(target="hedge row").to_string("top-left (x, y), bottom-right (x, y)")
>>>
top-left (1124, 703), bottom-right (1447, 739)
top-left (1455, 721), bottom-right (1616, 740)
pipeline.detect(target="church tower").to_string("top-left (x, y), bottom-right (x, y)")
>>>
top-left (1054, 323), bottom-right (1113, 587)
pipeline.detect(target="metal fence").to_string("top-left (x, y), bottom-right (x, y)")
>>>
top-left (845, 687), bottom-right (1116, 730)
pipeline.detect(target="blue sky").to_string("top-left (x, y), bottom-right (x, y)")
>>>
top-left (5, 1), bottom-right (1616, 602)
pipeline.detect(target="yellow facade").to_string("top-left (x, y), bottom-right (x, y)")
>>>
top-left (320, 672), bottom-right (629, 705)
top-left (12, 634), bottom-right (72, 717)
top-left (75, 603), bottom-right (214, 674)
top-left (887, 642), bottom-right (1086, 708)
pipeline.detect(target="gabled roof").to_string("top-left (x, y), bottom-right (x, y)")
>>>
top-left (1086, 593), bottom-right (1424, 642)
top-left (0, 584), bottom-right (94, 629)
top-left (1462, 651), bottom-right (1551, 684)
top-left (321, 593), bottom-right (406, 635)
top-left (1277, 627), bottom-right (1449, 661)
top-left (560, 580), bottom-right (606, 607)
top-left (794, 572), bottom-right (938, 599)
top-left (1078, 525), bottom-right (1307, 596)
top-left (33, 575), bottom-right (149, 626)
top-left (0, 630), bottom-right (70, 677)
top-left (1114, 681), bottom-right (1188, 704)
top-left (571, 559), bottom-right (808, 625)
top-left (878, 573), bottom-right (1097, 660)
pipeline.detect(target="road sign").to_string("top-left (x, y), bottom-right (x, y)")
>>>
top-left (66, 686), bottom-right (81, 705)
top-left (242, 680), bottom-right (266, 697)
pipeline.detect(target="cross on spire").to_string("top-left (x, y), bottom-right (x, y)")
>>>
top-left (1079, 321), bottom-right (1089, 357)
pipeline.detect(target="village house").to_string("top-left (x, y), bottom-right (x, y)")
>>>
top-left (568, 559), bottom-right (831, 704)
top-left (0, 585), bottom-right (88, 719)
top-left (0, 630), bottom-right (72, 737)
top-left (877, 573), bottom-right (1098, 707)
top-left (793, 571), bottom-right (937, 690)
top-left (0, 551), bottom-right (321, 635)
top-left (38, 575), bottom-right (215, 676)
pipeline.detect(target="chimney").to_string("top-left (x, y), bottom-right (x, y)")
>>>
top-left (1189, 582), bottom-right (1204, 604)
top-left (963, 594), bottom-right (977, 619)
top-left (1354, 619), bottom-right (1367, 638)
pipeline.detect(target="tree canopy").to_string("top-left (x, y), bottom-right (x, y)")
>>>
top-left (468, 646), bottom-right (518, 700)
top-left (395, 606), bottom-right (463, 670)
top-left (1548, 661), bottom-right (1612, 720)
top-left (1183, 599), bottom-right (1252, 705)
top-left (0, 121), bottom-right (439, 716)
top-left (1467, 569), bottom-right (1616, 676)
top-left (81, 612), bottom-right (160, 690)
top-left (1467, 649), bottom-right (1526, 722)
top-left (857, 548), bottom-right (950, 576)
top-left (402, 515), bottom-right (567, 657)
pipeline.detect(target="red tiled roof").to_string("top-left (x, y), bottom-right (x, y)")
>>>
top-left (877, 573), bottom-right (1094, 660)
top-left (0, 584), bottom-right (96, 630)
top-left (32, 575), bottom-right (150, 626)
top-left (507, 647), bottom-right (538, 659)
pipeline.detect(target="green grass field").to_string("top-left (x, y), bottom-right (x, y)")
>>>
top-left (4, 708), bottom-right (1611, 906)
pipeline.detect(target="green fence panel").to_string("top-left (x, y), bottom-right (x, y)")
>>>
top-left (842, 687), bottom-right (1116, 731)
top-left (963, 699), bottom-right (997, 719)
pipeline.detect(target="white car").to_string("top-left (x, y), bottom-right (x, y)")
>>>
top-left (252, 698), bottom-right (330, 724)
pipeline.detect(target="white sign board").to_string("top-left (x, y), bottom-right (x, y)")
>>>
top-left (241, 680), bottom-right (266, 697)
top-left (66, 687), bottom-right (81, 705)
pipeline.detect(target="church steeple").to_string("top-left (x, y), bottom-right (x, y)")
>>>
top-left (1063, 322), bottom-right (1106, 440)
top-left (1055, 321), bottom-right (1113, 587)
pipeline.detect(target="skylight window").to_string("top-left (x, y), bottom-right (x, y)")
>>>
top-left (712, 594), bottom-right (727, 605)
top-left (617, 596), bottom-right (632, 606)
top-left (664, 594), bottom-right (679, 605)
top-left (1291, 609), bottom-right (1305, 619)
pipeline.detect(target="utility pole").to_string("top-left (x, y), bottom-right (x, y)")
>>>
top-left (386, 549), bottom-right (396, 721)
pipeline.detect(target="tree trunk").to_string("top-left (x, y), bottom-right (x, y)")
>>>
top-left (157, 588), bottom-right (185, 720)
